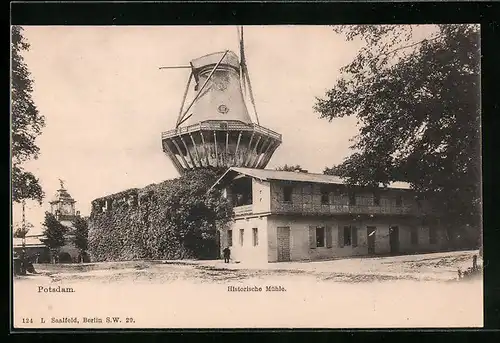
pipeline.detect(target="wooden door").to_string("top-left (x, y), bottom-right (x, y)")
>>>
top-left (390, 226), bottom-right (399, 254)
top-left (367, 226), bottom-right (376, 254)
top-left (277, 227), bottom-right (291, 262)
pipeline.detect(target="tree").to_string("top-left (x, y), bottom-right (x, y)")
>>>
top-left (11, 25), bottom-right (45, 204)
top-left (276, 164), bottom-right (307, 172)
top-left (72, 217), bottom-right (89, 250)
top-left (72, 216), bottom-right (89, 261)
top-left (41, 212), bottom-right (68, 262)
top-left (13, 222), bottom-right (33, 238)
top-left (315, 25), bottom-right (481, 247)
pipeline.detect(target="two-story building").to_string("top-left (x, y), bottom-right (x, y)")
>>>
top-left (211, 167), bottom-right (447, 263)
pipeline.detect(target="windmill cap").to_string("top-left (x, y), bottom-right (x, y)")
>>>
top-left (190, 51), bottom-right (240, 72)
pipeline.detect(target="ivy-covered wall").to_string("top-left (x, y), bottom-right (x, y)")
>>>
top-left (88, 168), bottom-right (232, 262)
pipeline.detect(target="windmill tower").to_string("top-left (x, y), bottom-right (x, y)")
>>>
top-left (161, 27), bottom-right (282, 174)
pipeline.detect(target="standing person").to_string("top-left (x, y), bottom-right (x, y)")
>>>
top-left (223, 247), bottom-right (231, 263)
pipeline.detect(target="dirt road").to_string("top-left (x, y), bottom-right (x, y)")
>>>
top-left (12, 250), bottom-right (483, 328)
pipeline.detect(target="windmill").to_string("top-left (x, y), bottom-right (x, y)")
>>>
top-left (160, 26), bottom-right (282, 174)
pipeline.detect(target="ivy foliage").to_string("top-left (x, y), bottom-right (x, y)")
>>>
top-left (88, 168), bottom-right (233, 261)
top-left (275, 164), bottom-right (307, 172)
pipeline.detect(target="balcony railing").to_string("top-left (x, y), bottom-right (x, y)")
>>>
top-left (272, 202), bottom-right (426, 216)
top-left (233, 204), bottom-right (253, 216)
top-left (162, 121), bottom-right (282, 141)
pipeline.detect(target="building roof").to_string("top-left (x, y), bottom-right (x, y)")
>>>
top-left (210, 167), bottom-right (412, 191)
top-left (49, 187), bottom-right (76, 204)
top-left (60, 220), bottom-right (75, 228)
top-left (190, 51), bottom-right (240, 71)
top-left (13, 236), bottom-right (46, 248)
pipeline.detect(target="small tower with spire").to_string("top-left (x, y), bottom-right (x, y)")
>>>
top-left (49, 179), bottom-right (79, 221)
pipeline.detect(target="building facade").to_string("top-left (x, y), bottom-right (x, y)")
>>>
top-left (212, 167), bottom-right (447, 263)
top-left (49, 182), bottom-right (84, 262)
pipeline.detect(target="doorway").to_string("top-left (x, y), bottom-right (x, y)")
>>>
top-left (216, 230), bottom-right (221, 259)
top-left (277, 227), bottom-right (291, 262)
top-left (389, 226), bottom-right (399, 254)
top-left (367, 226), bottom-right (376, 254)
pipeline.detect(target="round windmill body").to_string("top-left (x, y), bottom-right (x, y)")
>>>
top-left (161, 28), bottom-right (282, 174)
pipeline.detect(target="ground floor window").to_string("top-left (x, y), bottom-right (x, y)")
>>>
top-left (429, 227), bottom-right (437, 244)
top-left (411, 227), bottom-right (418, 245)
top-left (342, 226), bottom-right (358, 247)
top-left (252, 228), bottom-right (258, 246)
top-left (227, 229), bottom-right (233, 247)
top-left (239, 229), bottom-right (244, 246)
top-left (316, 227), bottom-right (325, 247)
top-left (343, 226), bottom-right (351, 246)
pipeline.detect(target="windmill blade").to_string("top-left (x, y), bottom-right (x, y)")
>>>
top-left (238, 26), bottom-right (247, 98)
top-left (238, 26), bottom-right (260, 125)
top-left (159, 65), bottom-right (191, 70)
top-left (175, 71), bottom-right (193, 128)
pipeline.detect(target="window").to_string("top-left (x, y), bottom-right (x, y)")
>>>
top-left (429, 227), bottom-right (437, 244)
top-left (239, 229), bottom-right (244, 246)
top-left (321, 187), bottom-right (329, 205)
top-left (348, 191), bottom-right (356, 205)
top-left (343, 226), bottom-right (352, 246)
top-left (396, 195), bottom-right (403, 207)
top-left (227, 229), bottom-right (233, 247)
top-left (411, 227), bottom-right (418, 245)
top-left (284, 186), bottom-right (293, 202)
top-left (316, 227), bottom-right (325, 247)
top-left (252, 228), bottom-right (258, 246)
top-left (373, 192), bottom-right (380, 206)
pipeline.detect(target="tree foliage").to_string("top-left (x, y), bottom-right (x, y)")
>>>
top-left (72, 216), bottom-right (89, 253)
top-left (88, 168), bottom-right (233, 261)
top-left (315, 25), bottom-right (481, 246)
top-left (13, 222), bottom-right (33, 238)
top-left (275, 164), bottom-right (307, 172)
top-left (11, 25), bottom-right (45, 204)
top-left (41, 212), bottom-right (68, 251)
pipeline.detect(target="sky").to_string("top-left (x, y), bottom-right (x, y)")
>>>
top-left (12, 25), bottom-right (377, 233)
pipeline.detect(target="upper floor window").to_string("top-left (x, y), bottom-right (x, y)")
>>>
top-left (373, 192), bottom-right (381, 206)
top-left (320, 187), bottom-right (329, 205)
top-left (283, 186), bottom-right (293, 202)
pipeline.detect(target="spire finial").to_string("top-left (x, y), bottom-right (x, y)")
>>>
top-left (58, 178), bottom-right (65, 189)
